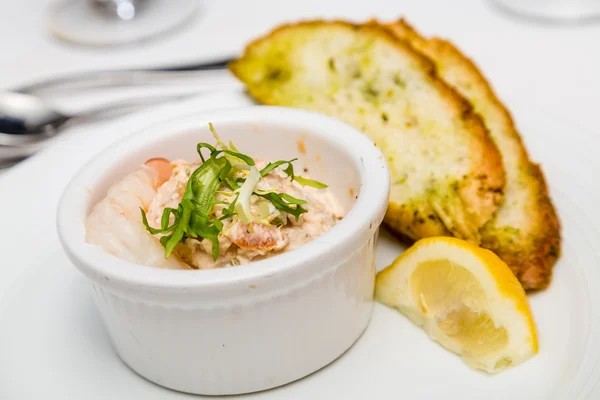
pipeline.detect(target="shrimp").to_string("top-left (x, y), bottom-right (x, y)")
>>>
top-left (85, 158), bottom-right (189, 269)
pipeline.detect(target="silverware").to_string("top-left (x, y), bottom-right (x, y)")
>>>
top-left (16, 61), bottom-right (235, 94)
top-left (0, 90), bottom-right (202, 165)
top-left (1, 64), bottom-right (240, 168)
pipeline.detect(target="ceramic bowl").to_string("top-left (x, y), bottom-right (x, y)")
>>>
top-left (57, 106), bottom-right (390, 395)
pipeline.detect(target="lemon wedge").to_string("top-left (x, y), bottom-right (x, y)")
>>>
top-left (375, 237), bottom-right (538, 373)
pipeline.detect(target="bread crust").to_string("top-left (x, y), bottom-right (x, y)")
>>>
top-left (385, 19), bottom-right (560, 290)
top-left (230, 20), bottom-right (505, 244)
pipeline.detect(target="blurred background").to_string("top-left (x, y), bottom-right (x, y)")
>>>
top-left (1, 0), bottom-right (599, 168)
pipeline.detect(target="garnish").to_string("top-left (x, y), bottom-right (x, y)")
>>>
top-left (294, 176), bottom-right (329, 188)
top-left (141, 123), bottom-right (329, 261)
top-left (255, 191), bottom-right (308, 221)
top-left (259, 158), bottom-right (328, 188)
top-left (235, 165), bottom-right (261, 224)
top-left (141, 153), bottom-right (228, 260)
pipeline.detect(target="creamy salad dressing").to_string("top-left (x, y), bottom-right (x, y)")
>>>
top-left (146, 159), bottom-right (343, 269)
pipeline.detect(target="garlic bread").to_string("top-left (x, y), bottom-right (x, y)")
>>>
top-left (229, 21), bottom-right (505, 243)
top-left (385, 19), bottom-right (560, 289)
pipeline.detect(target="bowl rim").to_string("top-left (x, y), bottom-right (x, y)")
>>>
top-left (57, 106), bottom-right (390, 292)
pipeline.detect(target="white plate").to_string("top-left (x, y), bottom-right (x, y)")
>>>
top-left (0, 89), bottom-right (599, 400)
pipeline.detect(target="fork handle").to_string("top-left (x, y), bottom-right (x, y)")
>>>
top-left (15, 60), bottom-right (234, 94)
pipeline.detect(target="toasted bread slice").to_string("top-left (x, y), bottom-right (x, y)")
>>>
top-left (230, 21), bottom-right (504, 243)
top-left (385, 19), bottom-right (560, 289)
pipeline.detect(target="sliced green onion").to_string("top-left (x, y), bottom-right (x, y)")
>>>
top-left (283, 163), bottom-right (295, 179)
top-left (279, 193), bottom-right (308, 204)
top-left (229, 140), bottom-right (240, 152)
top-left (143, 122), bottom-right (328, 263)
top-left (258, 201), bottom-right (271, 219)
top-left (222, 150), bottom-right (255, 166)
top-left (260, 158), bottom-right (297, 176)
top-left (220, 194), bottom-right (239, 220)
top-left (141, 209), bottom-right (165, 235)
top-left (294, 176), bottom-right (328, 188)
top-left (255, 191), bottom-right (307, 221)
top-left (196, 142), bottom-right (217, 162)
top-left (225, 177), bottom-right (241, 190)
top-left (235, 166), bottom-right (261, 223)
top-left (209, 123), bottom-right (253, 169)
top-left (160, 207), bottom-right (180, 230)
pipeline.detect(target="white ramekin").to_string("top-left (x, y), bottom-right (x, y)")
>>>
top-left (57, 106), bottom-right (389, 395)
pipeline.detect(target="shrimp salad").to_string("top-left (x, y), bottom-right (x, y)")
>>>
top-left (85, 124), bottom-right (344, 270)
